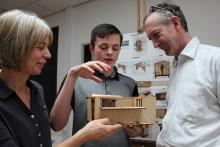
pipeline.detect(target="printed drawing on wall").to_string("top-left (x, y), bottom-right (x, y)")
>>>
top-left (134, 39), bottom-right (144, 52)
top-left (116, 32), bottom-right (173, 81)
top-left (133, 61), bottom-right (147, 73)
top-left (117, 62), bottom-right (129, 74)
top-left (132, 34), bottom-right (148, 58)
top-left (154, 61), bottom-right (170, 78)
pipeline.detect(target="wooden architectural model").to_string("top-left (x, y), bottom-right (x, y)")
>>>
top-left (86, 94), bottom-right (156, 126)
top-left (136, 81), bottom-right (151, 95)
top-left (156, 92), bottom-right (167, 118)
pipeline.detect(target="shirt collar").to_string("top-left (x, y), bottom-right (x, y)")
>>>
top-left (95, 66), bottom-right (119, 81)
top-left (107, 66), bottom-right (119, 81)
top-left (0, 79), bottom-right (38, 100)
top-left (180, 36), bottom-right (200, 60)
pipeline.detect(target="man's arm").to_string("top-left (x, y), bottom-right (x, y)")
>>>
top-left (50, 71), bottom-right (77, 131)
top-left (50, 61), bottom-right (111, 131)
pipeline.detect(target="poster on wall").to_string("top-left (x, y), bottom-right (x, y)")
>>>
top-left (132, 34), bottom-right (148, 58)
top-left (116, 32), bottom-right (174, 82)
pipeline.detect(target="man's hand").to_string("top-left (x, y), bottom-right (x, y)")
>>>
top-left (123, 124), bottom-right (142, 137)
top-left (68, 61), bottom-right (111, 83)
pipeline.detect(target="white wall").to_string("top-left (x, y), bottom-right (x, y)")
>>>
top-left (146, 0), bottom-right (220, 46)
top-left (172, 0), bottom-right (220, 46)
top-left (45, 0), bottom-right (220, 88)
top-left (45, 0), bottom-right (137, 88)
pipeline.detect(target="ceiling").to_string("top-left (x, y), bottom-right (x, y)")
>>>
top-left (0, 0), bottom-right (94, 18)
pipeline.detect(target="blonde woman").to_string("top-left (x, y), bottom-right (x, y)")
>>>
top-left (0, 9), bottom-right (121, 147)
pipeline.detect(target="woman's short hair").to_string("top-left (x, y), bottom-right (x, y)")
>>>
top-left (0, 9), bottom-right (53, 70)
